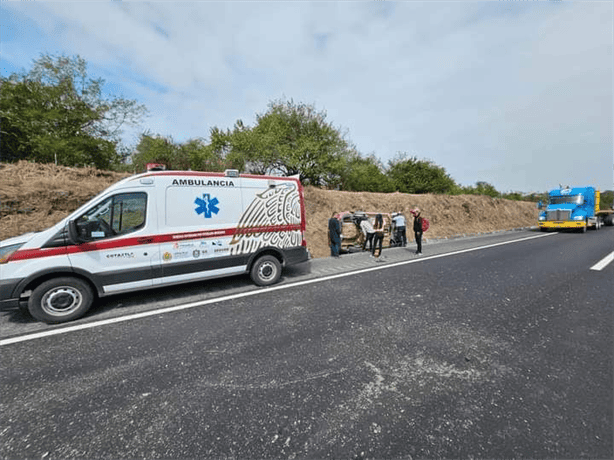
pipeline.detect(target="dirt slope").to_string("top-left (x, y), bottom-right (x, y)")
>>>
top-left (0, 162), bottom-right (538, 258)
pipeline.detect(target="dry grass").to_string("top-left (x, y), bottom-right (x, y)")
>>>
top-left (0, 162), bottom-right (130, 237)
top-left (1, 161), bottom-right (539, 258)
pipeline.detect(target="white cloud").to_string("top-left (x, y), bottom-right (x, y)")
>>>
top-left (1, 1), bottom-right (612, 192)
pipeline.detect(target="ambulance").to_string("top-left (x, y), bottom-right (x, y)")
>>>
top-left (0, 170), bottom-right (309, 323)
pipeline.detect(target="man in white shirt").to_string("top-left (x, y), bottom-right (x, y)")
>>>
top-left (360, 217), bottom-right (375, 252)
top-left (392, 212), bottom-right (407, 247)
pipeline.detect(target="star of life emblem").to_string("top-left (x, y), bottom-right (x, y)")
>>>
top-left (195, 194), bottom-right (220, 218)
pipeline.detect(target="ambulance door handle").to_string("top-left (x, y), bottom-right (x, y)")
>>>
top-left (137, 237), bottom-right (154, 244)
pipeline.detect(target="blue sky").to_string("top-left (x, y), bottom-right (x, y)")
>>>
top-left (1, 1), bottom-right (612, 193)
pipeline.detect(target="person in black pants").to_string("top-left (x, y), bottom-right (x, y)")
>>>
top-left (371, 213), bottom-right (384, 258)
top-left (328, 212), bottom-right (342, 258)
top-left (411, 208), bottom-right (423, 255)
top-left (392, 212), bottom-right (407, 247)
top-left (360, 217), bottom-right (374, 252)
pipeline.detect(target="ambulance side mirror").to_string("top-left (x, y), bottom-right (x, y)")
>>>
top-left (68, 220), bottom-right (84, 244)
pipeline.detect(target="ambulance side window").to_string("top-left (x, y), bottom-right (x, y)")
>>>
top-left (76, 192), bottom-right (147, 240)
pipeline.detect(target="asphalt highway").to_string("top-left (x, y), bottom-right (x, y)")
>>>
top-left (1, 228), bottom-right (612, 459)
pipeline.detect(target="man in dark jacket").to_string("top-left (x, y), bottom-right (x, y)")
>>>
top-left (328, 212), bottom-right (342, 258)
top-left (411, 208), bottom-right (423, 255)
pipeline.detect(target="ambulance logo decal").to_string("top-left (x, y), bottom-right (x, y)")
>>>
top-left (195, 194), bottom-right (220, 218)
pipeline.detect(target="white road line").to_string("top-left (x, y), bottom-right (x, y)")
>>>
top-left (0, 232), bottom-right (558, 347)
top-left (590, 251), bottom-right (614, 271)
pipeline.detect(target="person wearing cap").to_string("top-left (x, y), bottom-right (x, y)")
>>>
top-left (392, 211), bottom-right (407, 247)
top-left (410, 208), bottom-right (423, 255)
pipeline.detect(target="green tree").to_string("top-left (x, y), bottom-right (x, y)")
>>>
top-left (501, 191), bottom-right (524, 201)
top-left (178, 137), bottom-right (238, 172)
top-left (0, 53), bottom-right (147, 168)
top-left (459, 181), bottom-right (502, 198)
top-left (386, 153), bottom-right (457, 194)
top-left (341, 153), bottom-right (395, 192)
top-left (599, 190), bottom-right (613, 209)
top-left (207, 122), bottom-right (255, 173)
top-left (473, 181), bottom-right (500, 198)
top-left (131, 134), bottom-right (182, 171)
top-left (212, 99), bottom-right (354, 186)
top-left (131, 132), bottom-right (241, 172)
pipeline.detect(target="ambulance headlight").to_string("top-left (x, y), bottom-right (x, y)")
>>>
top-left (0, 243), bottom-right (25, 264)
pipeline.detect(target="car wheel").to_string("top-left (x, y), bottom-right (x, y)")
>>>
top-left (28, 277), bottom-right (94, 323)
top-left (250, 255), bottom-right (282, 286)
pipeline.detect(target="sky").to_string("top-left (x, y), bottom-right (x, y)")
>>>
top-left (1, 1), bottom-right (612, 193)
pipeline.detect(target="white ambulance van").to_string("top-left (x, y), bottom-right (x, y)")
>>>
top-left (0, 170), bottom-right (309, 323)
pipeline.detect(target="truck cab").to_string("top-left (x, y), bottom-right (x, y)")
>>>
top-left (538, 186), bottom-right (610, 232)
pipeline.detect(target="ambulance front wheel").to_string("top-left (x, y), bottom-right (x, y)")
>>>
top-left (28, 277), bottom-right (94, 323)
top-left (251, 255), bottom-right (282, 286)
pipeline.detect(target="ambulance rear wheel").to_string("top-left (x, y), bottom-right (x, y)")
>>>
top-left (28, 277), bottom-right (93, 323)
top-left (251, 255), bottom-right (282, 286)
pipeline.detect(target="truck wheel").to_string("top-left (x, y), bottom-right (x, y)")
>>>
top-left (28, 277), bottom-right (93, 323)
top-left (250, 255), bottom-right (282, 286)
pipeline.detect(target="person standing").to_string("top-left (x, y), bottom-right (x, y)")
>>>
top-left (328, 212), bottom-right (342, 258)
top-left (372, 213), bottom-right (385, 258)
top-left (392, 212), bottom-right (407, 247)
top-left (360, 216), bottom-right (375, 252)
top-left (411, 208), bottom-right (423, 255)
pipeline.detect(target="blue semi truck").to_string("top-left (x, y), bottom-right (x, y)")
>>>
top-left (538, 186), bottom-right (614, 232)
